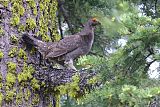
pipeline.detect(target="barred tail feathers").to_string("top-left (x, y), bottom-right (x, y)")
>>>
top-left (22, 34), bottom-right (48, 57)
top-left (22, 34), bottom-right (39, 47)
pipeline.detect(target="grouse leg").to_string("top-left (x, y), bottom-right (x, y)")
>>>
top-left (64, 59), bottom-right (77, 71)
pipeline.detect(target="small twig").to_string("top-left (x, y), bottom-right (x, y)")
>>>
top-left (145, 59), bottom-right (157, 71)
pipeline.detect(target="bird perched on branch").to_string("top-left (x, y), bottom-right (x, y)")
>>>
top-left (22, 18), bottom-right (100, 70)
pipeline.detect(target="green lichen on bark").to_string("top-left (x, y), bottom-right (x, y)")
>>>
top-left (27, 0), bottom-right (36, 9)
top-left (16, 89), bottom-right (23, 105)
top-left (7, 62), bottom-right (16, 73)
top-left (32, 94), bottom-right (39, 105)
top-left (18, 24), bottom-right (26, 32)
top-left (24, 88), bottom-right (31, 101)
top-left (0, 93), bottom-right (3, 105)
top-left (38, 15), bottom-right (51, 41)
top-left (6, 62), bottom-right (17, 89)
top-left (10, 35), bottom-right (18, 43)
top-left (17, 63), bottom-right (35, 83)
top-left (55, 73), bottom-right (81, 98)
top-left (0, 51), bottom-right (4, 59)
top-left (11, 2), bottom-right (25, 16)
top-left (10, 0), bottom-right (25, 27)
top-left (8, 47), bottom-right (27, 60)
top-left (0, 1), bottom-right (9, 7)
top-left (18, 48), bottom-right (27, 61)
top-left (6, 72), bottom-right (16, 86)
top-left (33, 8), bottom-right (37, 15)
top-left (31, 78), bottom-right (40, 90)
top-left (37, 0), bottom-right (60, 41)
top-left (0, 73), bottom-right (2, 89)
top-left (8, 47), bottom-right (18, 58)
top-left (49, 0), bottom-right (60, 41)
top-left (5, 89), bottom-right (16, 103)
top-left (26, 17), bottom-right (37, 30)
top-left (10, 14), bottom-right (20, 26)
top-left (0, 27), bottom-right (4, 36)
top-left (5, 61), bottom-right (18, 104)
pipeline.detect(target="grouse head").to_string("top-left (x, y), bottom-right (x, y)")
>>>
top-left (89, 18), bottom-right (101, 27)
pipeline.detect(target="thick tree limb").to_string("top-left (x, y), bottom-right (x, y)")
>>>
top-left (33, 65), bottom-right (98, 90)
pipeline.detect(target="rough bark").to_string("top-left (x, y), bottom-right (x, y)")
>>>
top-left (0, 0), bottom-right (98, 107)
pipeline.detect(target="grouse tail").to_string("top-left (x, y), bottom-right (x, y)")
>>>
top-left (22, 34), bottom-right (38, 47)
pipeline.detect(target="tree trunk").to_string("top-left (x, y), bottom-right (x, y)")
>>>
top-left (0, 0), bottom-right (59, 106)
top-left (0, 1), bottom-right (98, 107)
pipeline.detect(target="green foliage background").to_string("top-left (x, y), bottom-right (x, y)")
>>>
top-left (58, 0), bottom-right (160, 106)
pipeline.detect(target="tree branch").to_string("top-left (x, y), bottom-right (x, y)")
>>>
top-left (58, 12), bottom-right (63, 39)
top-left (154, 0), bottom-right (158, 17)
top-left (33, 65), bottom-right (99, 93)
top-left (57, 0), bottom-right (74, 34)
top-left (144, 59), bottom-right (157, 71)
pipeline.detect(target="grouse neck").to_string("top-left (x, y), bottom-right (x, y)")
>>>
top-left (79, 22), bottom-right (94, 48)
top-left (78, 22), bottom-right (94, 35)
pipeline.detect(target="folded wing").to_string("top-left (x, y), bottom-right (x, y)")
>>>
top-left (46, 35), bottom-right (82, 58)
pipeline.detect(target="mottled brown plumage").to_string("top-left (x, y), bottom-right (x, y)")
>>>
top-left (22, 18), bottom-right (100, 70)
